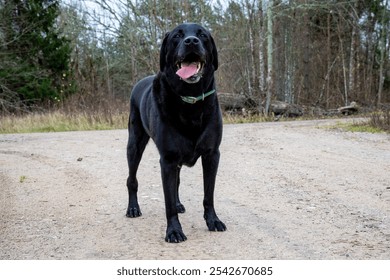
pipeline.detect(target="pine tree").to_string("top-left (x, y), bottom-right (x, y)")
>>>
top-left (0, 0), bottom-right (73, 111)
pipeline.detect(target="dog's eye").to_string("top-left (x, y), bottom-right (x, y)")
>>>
top-left (173, 32), bottom-right (184, 39)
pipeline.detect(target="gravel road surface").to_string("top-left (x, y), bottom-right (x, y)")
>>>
top-left (1, 119), bottom-right (389, 259)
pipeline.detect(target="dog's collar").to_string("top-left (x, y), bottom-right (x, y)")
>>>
top-left (180, 89), bottom-right (216, 104)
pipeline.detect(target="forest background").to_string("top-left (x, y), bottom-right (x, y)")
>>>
top-left (0, 0), bottom-right (389, 128)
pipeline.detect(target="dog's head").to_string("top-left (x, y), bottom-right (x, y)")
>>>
top-left (159, 23), bottom-right (218, 84)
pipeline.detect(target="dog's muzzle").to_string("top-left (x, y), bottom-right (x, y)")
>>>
top-left (175, 37), bottom-right (206, 84)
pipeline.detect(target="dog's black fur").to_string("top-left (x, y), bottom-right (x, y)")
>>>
top-left (126, 23), bottom-right (226, 242)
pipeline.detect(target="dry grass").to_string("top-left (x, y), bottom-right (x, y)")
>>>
top-left (223, 112), bottom-right (272, 124)
top-left (330, 110), bottom-right (390, 134)
top-left (0, 110), bottom-right (129, 133)
top-left (368, 109), bottom-right (390, 133)
top-left (2, 101), bottom-right (389, 134)
top-left (2, 110), bottom-right (267, 133)
top-left (0, 92), bottom-right (131, 134)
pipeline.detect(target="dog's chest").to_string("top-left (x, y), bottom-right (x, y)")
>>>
top-left (170, 125), bottom-right (207, 167)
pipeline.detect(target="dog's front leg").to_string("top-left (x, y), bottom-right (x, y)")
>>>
top-left (202, 150), bottom-right (227, 232)
top-left (160, 158), bottom-right (187, 243)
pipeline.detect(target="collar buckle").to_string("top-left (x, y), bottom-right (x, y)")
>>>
top-left (180, 89), bottom-right (216, 104)
top-left (182, 96), bottom-right (198, 104)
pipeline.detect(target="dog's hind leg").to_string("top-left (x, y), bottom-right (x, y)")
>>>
top-left (126, 108), bottom-right (150, 218)
top-left (175, 165), bottom-right (186, 213)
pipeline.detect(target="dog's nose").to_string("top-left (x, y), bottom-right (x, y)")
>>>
top-left (184, 36), bottom-right (200, 46)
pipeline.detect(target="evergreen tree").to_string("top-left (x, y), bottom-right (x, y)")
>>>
top-left (0, 0), bottom-right (73, 111)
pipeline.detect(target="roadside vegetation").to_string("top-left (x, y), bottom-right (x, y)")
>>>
top-left (0, 95), bottom-right (129, 133)
top-left (330, 109), bottom-right (390, 134)
top-left (2, 107), bottom-right (390, 134)
top-left (368, 109), bottom-right (390, 133)
top-left (0, 110), bottom-right (128, 133)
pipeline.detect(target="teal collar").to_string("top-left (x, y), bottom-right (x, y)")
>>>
top-left (180, 89), bottom-right (216, 104)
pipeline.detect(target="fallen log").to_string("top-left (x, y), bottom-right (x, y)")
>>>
top-left (338, 102), bottom-right (359, 115)
top-left (218, 92), bottom-right (247, 111)
top-left (270, 101), bottom-right (303, 117)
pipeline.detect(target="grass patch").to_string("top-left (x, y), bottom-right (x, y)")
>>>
top-left (2, 108), bottom-right (388, 134)
top-left (19, 175), bottom-right (27, 183)
top-left (330, 110), bottom-right (390, 134)
top-left (338, 122), bottom-right (384, 133)
top-left (0, 111), bottom-right (129, 134)
top-left (223, 113), bottom-right (272, 124)
top-left (0, 92), bottom-right (130, 133)
top-left (2, 110), bottom-right (272, 133)
top-left (368, 109), bottom-right (390, 133)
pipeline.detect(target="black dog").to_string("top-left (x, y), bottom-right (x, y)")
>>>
top-left (126, 23), bottom-right (226, 243)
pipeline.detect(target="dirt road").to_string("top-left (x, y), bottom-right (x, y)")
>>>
top-left (1, 119), bottom-right (389, 259)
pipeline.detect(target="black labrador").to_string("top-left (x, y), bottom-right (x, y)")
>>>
top-left (126, 23), bottom-right (226, 243)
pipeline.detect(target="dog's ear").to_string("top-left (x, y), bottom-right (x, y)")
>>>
top-left (210, 35), bottom-right (218, 71)
top-left (159, 32), bottom-right (170, 72)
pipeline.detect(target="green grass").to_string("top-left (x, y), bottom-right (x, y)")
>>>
top-left (329, 112), bottom-right (389, 134)
top-left (19, 175), bottom-right (27, 183)
top-left (334, 122), bottom-right (385, 133)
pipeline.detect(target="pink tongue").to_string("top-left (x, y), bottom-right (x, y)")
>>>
top-left (176, 64), bottom-right (198, 79)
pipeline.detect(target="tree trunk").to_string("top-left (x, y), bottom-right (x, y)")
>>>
top-left (326, 12), bottom-right (331, 109)
top-left (348, 4), bottom-right (357, 101)
top-left (337, 17), bottom-right (348, 106)
top-left (302, 6), bottom-right (310, 103)
top-left (248, 21), bottom-right (255, 98)
top-left (258, 1), bottom-right (265, 96)
top-left (377, 0), bottom-right (388, 106)
top-left (265, 0), bottom-right (273, 116)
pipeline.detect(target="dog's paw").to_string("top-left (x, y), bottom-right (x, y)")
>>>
top-left (165, 228), bottom-right (187, 243)
top-left (176, 203), bottom-right (186, 214)
top-left (204, 214), bottom-right (227, 231)
top-left (126, 207), bottom-right (142, 218)
top-left (207, 220), bottom-right (227, 231)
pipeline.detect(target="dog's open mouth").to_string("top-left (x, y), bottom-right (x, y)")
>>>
top-left (176, 58), bottom-right (205, 83)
